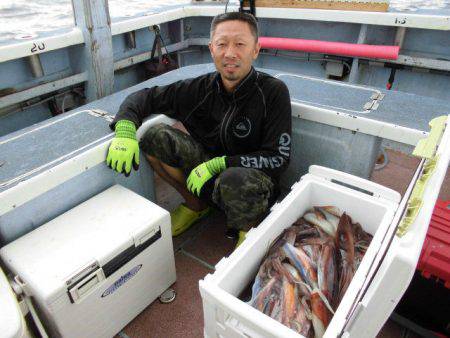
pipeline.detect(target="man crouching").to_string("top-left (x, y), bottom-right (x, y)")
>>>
top-left (106, 12), bottom-right (291, 247)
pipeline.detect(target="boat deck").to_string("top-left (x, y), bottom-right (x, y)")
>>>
top-left (116, 146), bottom-right (450, 338)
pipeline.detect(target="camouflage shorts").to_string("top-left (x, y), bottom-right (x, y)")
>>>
top-left (140, 123), bottom-right (275, 229)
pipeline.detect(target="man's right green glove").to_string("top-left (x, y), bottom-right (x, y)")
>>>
top-left (106, 120), bottom-right (139, 176)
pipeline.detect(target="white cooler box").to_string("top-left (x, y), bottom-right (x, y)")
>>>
top-left (0, 185), bottom-right (176, 338)
top-left (200, 125), bottom-right (450, 338)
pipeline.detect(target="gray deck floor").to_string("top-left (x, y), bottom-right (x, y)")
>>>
top-left (117, 149), bottom-right (449, 338)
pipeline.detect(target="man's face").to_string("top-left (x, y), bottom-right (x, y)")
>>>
top-left (209, 20), bottom-right (260, 87)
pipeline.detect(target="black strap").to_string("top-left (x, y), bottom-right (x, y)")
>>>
top-left (150, 25), bottom-right (164, 62)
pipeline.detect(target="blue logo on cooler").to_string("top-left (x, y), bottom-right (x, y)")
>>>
top-left (101, 264), bottom-right (142, 298)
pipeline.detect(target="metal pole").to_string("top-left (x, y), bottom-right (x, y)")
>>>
top-left (349, 24), bottom-right (368, 83)
top-left (71, 0), bottom-right (114, 102)
top-left (394, 27), bottom-right (407, 48)
top-left (28, 55), bottom-right (44, 78)
top-left (125, 31), bottom-right (136, 49)
top-left (178, 19), bottom-right (185, 67)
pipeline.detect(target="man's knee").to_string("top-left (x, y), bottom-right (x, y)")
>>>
top-left (213, 168), bottom-right (274, 228)
top-left (215, 167), bottom-right (273, 209)
top-left (140, 123), bottom-right (208, 171)
top-left (218, 168), bottom-right (273, 197)
top-left (217, 167), bottom-right (250, 190)
top-left (139, 123), bottom-right (173, 156)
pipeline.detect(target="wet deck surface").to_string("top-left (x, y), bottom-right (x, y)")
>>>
top-left (119, 149), bottom-right (450, 338)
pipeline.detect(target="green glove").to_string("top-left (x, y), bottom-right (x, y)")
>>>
top-left (106, 120), bottom-right (139, 176)
top-left (187, 156), bottom-right (227, 196)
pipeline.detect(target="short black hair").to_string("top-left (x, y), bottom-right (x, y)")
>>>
top-left (210, 12), bottom-right (259, 41)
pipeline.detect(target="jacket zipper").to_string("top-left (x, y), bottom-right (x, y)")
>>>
top-left (218, 69), bottom-right (255, 153)
top-left (224, 103), bottom-right (238, 153)
top-left (220, 103), bottom-right (233, 152)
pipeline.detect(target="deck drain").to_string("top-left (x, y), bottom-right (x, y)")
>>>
top-left (159, 288), bottom-right (176, 303)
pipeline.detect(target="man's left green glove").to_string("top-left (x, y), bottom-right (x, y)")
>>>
top-left (187, 156), bottom-right (227, 196)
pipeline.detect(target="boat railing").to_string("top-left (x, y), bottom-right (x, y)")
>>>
top-left (0, 1), bottom-right (449, 136)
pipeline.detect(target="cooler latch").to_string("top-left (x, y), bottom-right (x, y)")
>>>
top-left (134, 227), bottom-right (159, 246)
top-left (68, 268), bottom-right (105, 303)
top-left (66, 261), bottom-right (105, 303)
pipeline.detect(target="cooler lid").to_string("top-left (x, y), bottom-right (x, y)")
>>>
top-left (0, 185), bottom-right (168, 302)
top-left (0, 267), bottom-right (25, 338)
top-left (340, 115), bottom-right (450, 336)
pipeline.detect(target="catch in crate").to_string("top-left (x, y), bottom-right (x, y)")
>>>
top-left (247, 207), bottom-right (373, 337)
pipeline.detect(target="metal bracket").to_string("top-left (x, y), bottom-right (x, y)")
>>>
top-left (87, 109), bottom-right (114, 122)
top-left (363, 92), bottom-right (384, 112)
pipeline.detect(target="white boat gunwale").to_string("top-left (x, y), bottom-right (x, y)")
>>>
top-left (1, 4), bottom-right (449, 64)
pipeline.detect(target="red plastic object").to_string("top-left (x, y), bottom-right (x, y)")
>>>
top-left (259, 37), bottom-right (400, 60)
top-left (417, 200), bottom-right (450, 288)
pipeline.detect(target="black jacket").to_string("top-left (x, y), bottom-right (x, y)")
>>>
top-left (112, 67), bottom-right (292, 180)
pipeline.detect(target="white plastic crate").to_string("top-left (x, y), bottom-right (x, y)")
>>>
top-left (200, 165), bottom-right (400, 338)
top-left (199, 142), bottom-right (450, 338)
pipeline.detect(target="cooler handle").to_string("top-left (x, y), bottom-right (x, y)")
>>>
top-left (12, 276), bottom-right (50, 338)
top-left (308, 165), bottom-right (401, 204)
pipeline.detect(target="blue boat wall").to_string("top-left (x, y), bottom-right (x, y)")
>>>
top-left (0, 4), bottom-right (449, 136)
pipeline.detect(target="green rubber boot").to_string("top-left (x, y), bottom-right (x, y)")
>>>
top-left (171, 204), bottom-right (210, 236)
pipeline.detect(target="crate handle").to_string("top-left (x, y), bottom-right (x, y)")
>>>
top-left (413, 115), bottom-right (446, 159)
top-left (396, 155), bottom-right (439, 237)
top-left (330, 179), bottom-right (374, 196)
top-left (309, 165), bottom-right (401, 204)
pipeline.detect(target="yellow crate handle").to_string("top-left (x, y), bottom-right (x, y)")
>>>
top-left (397, 154), bottom-right (440, 237)
top-left (397, 115), bottom-right (446, 237)
top-left (413, 116), bottom-right (446, 159)
top-left (397, 197), bottom-right (423, 237)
